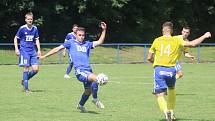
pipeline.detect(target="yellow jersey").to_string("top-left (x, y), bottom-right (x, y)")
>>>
top-left (149, 35), bottom-right (184, 67)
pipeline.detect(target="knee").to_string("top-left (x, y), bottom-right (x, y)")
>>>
top-left (84, 89), bottom-right (92, 95)
top-left (33, 68), bottom-right (39, 73)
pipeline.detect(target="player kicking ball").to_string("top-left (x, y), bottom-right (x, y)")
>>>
top-left (39, 22), bottom-right (108, 113)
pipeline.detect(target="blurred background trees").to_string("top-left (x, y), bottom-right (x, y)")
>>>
top-left (0, 0), bottom-right (214, 43)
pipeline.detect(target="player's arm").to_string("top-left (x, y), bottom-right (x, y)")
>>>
top-left (63, 48), bottom-right (67, 57)
top-left (14, 36), bottom-right (20, 56)
top-left (39, 45), bottom-right (65, 59)
top-left (184, 32), bottom-right (211, 47)
top-left (184, 52), bottom-right (195, 61)
top-left (147, 52), bottom-right (154, 63)
top-left (93, 22), bottom-right (107, 46)
top-left (35, 38), bottom-right (41, 56)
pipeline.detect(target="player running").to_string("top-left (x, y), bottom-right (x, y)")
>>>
top-left (147, 21), bottom-right (211, 121)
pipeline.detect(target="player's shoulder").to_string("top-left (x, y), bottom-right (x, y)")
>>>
top-left (19, 24), bottom-right (27, 29)
top-left (173, 35), bottom-right (183, 39)
top-left (32, 25), bottom-right (38, 29)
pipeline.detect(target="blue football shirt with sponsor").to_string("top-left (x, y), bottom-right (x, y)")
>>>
top-left (62, 39), bottom-right (94, 70)
top-left (16, 24), bottom-right (39, 53)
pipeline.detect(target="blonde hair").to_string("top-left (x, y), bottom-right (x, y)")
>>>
top-left (25, 12), bottom-right (33, 18)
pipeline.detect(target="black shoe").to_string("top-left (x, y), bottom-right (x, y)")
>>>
top-left (164, 111), bottom-right (172, 121)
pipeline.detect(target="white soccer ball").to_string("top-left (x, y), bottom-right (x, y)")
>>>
top-left (96, 73), bottom-right (108, 86)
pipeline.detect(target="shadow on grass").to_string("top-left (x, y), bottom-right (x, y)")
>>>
top-left (30, 89), bottom-right (46, 92)
top-left (78, 110), bottom-right (100, 114)
top-left (176, 93), bottom-right (196, 96)
top-left (160, 118), bottom-right (213, 121)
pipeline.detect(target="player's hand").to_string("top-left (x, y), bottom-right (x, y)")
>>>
top-left (15, 49), bottom-right (20, 56)
top-left (100, 22), bottom-right (107, 30)
top-left (37, 50), bottom-right (41, 57)
top-left (38, 55), bottom-right (45, 59)
top-left (189, 56), bottom-right (195, 62)
top-left (203, 32), bottom-right (211, 38)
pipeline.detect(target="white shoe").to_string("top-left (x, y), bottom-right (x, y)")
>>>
top-left (64, 74), bottom-right (70, 79)
top-left (92, 99), bottom-right (105, 109)
top-left (77, 104), bottom-right (88, 113)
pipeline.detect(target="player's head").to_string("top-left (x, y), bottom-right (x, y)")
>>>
top-left (72, 24), bottom-right (78, 33)
top-left (76, 27), bottom-right (85, 42)
top-left (181, 26), bottom-right (191, 39)
top-left (25, 12), bottom-right (33, 26)
top-left (162, 21), bottom-right (173, 35)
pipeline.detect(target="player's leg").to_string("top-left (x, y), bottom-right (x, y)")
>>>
top-left (175, 61), bottom-right (183, 79)
top-left (28, 53), bottom-right (39, 80)
top-left (75, 69), bottom-right (92, 112)
top-left (77, 88), bottom-right (91, 113)
top-left (154, 66), bottom-right (176, 121)
top-left (28, 65), bottom-right (39, 80)
top-left (166, 68), bottom-right (177, 121)
top-left (19, 52), bottom-right (30, 91)
top-left (23, 67), bottom-right (30, 91)
top-left (64, 63), bottom-right (73, 79)
top-left (88, 73), bottom-right (105, 109)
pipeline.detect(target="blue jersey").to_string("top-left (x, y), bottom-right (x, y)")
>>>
top-left (65, 32), bottom-right (76, 41)
top-left (62, 39), bottom-right (94, 70)
top-left (16, 24), bottom-right (39, 53)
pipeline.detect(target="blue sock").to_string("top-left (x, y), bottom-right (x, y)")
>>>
top-left (91, 82), bottom-right (98, 99)
top-left (28, 70), bottom-right (38, 80)
top-left (79, 93), bottom-right (90, 106)
top-left (66, 63), bottom-right (73, 75)
top-left (23, 71), bottom-right (29, 90)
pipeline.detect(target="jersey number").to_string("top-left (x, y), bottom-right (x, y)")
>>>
top-left (160, 44), bottom-right (171, 56)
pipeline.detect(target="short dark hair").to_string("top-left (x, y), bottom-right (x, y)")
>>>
top-left (76, 27), bottom-right (85, 32)
top-left (183, 25), bottom-right (191, 31)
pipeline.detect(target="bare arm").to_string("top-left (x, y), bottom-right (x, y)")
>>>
top-left (35, 38), bottom-right (41, 56)
top-left (93, 22), bottom-right (107, 46)
top-left (184, 52), bottom-right (195, 61)
top-left (63, 48), bottom-right (67, 57)
top-left (147, 52), bottom-right (154, 63)
top-left (184, 32), bottom-right (211, 47)
top-left (39, 45), bottom-right (65, 59)
top-left (14, 36), bottom-right (20, 56)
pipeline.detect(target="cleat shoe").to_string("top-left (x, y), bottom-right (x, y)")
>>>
top-left (77, 104), bottom-right (88, 113)
top-left (164, 111), bottom-right (172, 121)
top-left (92, 99), bottom-right (105, 109)
top-left (64, 74), bottom-right (70, 79)
top-left (171, 112), bottom-right (176, 121)
top-left (23, 89), bottom-right (32, 93)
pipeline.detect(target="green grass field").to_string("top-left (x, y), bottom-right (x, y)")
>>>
top-left (0, 64), bottom-right (215, 121)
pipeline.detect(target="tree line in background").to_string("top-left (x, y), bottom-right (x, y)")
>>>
top-left (0, 0), bottom-right (214, 43)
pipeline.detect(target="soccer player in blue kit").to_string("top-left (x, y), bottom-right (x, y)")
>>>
top-left (39, 22), bottom-right (108, 112)
top-left (14, 12), bottom-right (41, 93)
top-left (63, 24), bottom-right (78, 79)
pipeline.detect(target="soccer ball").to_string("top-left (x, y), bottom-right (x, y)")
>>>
top-left (96, 73), bottom-right (108, 86)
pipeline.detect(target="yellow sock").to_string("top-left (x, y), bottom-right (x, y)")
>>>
top-left (176, 74), bottom-right (179, 79)
top-left (167, 88), bottom-right (176, 111)
top-left (157, 96), bottom-right (167, 112)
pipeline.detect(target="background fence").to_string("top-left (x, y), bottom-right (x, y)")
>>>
top-left (1, 43), bottom-right (215, 65)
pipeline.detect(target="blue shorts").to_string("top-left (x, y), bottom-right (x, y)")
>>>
top-left (75, 68), bottom-right (93, 89)
top-left (175, 61), bottom-right (182, 72)
top-left (19, 51), bottom-right (39, 67)
top-left (153, 66), bottom-right (177, 94)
